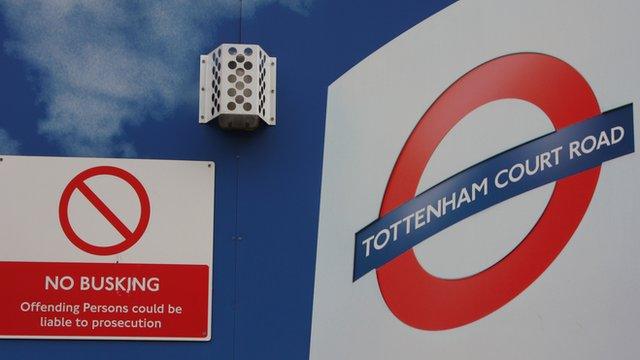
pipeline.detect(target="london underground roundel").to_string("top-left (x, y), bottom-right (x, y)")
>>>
top-left (351, 53), bottom-right (635, 330)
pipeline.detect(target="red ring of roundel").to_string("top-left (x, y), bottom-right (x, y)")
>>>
top-left (376, 53), bottom-right (601, 330)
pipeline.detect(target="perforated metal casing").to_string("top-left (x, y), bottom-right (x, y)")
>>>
top-left (199, 44), bottom-right (277, 130)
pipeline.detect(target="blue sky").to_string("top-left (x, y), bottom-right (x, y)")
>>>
top-left (0, 0), bottom-right (310, 156)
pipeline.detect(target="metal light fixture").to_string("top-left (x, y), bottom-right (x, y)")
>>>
top-left (199, 44), bottom-right (277, 130)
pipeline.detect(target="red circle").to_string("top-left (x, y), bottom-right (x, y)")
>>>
top-left (59, 166), bottom-right (151, 256)
top-left (376, 53), bottom-right (601, 330)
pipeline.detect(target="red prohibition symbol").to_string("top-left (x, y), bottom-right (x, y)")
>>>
top-left (376, 53), bottom-right (601, 330)
top-left (59, 166), bottom-right (151, 256)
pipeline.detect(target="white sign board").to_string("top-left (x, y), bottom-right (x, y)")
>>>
top-left (311, 1), bottom-right (640, 359)
top-left (0, 155), bottom-right (214, 341)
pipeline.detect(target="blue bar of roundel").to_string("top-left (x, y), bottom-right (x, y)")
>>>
top-left (353, 104), bottom-right (635, 281)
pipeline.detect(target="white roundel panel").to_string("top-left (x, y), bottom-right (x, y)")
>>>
top-left (311, 1), bottom-right (640, 360)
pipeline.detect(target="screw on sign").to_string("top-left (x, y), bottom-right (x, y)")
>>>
top-left (58, 166), bottom-right (151, 256)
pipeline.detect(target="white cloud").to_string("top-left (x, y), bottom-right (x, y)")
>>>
top-left (0, 0), bottom-right (310, 156)
top-left (0, 128), bottom-right (20, 154)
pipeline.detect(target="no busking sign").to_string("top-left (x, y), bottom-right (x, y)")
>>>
top-left (0, 156), bottom-right (214, 341)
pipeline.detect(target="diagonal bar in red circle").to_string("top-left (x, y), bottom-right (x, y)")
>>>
top-left (76, 181), bottom-right (135, 240)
